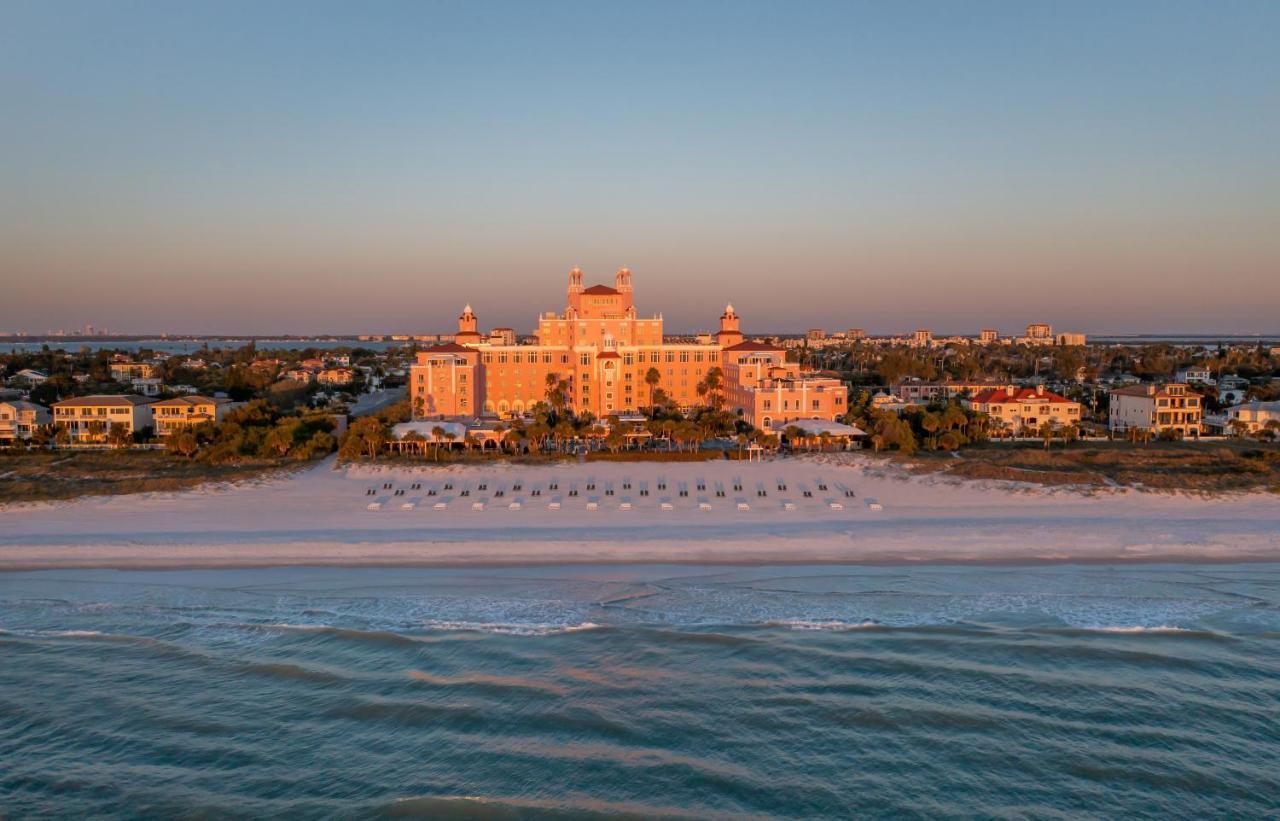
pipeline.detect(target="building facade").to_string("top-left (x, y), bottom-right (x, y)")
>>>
top-left (410, 268), bottom-right (846, 427)
top-left (965, 385), bottom-right (1083, 434)
top-left (0, 400), bottom-right (51, 443)
top-left (151, 395), bottom-right (238, 437)
top-left (1108, 383), bottom-right (1203, 437)
top-left (52, 395), bottom-right (155, 442)
top-left (1225, 401), bottom-right (1280, 435)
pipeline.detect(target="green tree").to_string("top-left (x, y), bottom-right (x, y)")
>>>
top-left (644, 367), bottom-right (661, 409)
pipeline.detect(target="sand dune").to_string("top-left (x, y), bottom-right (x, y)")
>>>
top-left (1, 454), bottom-right (1277, 569)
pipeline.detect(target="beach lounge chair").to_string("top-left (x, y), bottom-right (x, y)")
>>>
top-left (660, 502), bottom-right (674, 511)
top-left (803, 490), bottom-right (813, 498)
top-left (532, 489), bottom-right (541, 496)
top-left (495, 490), bottom-right (504, 497)
top-left (461, 489), bottom-right (470, 497)
top-left (829, 502), bottom-right (844, 511)
top-left (622, 481), bottom-right (631, 489)
top-left (657, 481), bottom-right (666, 490)
top-left (569, 488), bottom-right (579, 497)
top-left (548, 501), bottom-right (561, 510)
top-left (401, 502), bottom-right (415, 510)
top-left (478, 483), bottom-right (487, 491)
top-left (605, 488), bottom-right (614, 496)
top-left (586, 501), bottom-right (598, 511)
top-left (433, 501), bottom-right (447, 510)
top-left (444, 482), bottom-right (453, 490)
top-left (698, 502), bottom-right (712, 511)
top-left (367, 502), bottom-right (382, 511)
top-left (783, 502), bottom-right (797, 511)
top-left (472, 502), bottom-right (485, 511)
top-left (867, 500), bottom-right (883, 511)
top-left (586, 482), bottom-right (596, 490)
top-left (844, 490), bottom-right (855, 498)
top-left (549, 482), bottom-right (558, 490)
top-left (619, 501), bottom-right (632, 511)
top-left (817, 483), bottom-right (828, 491)
top-left (509, 502), bottom-right (521, 511)
top-left (513, 483), bottom-right (522, 491)
top-left (737, 502), bottom-right (750, 511)
top-left (697, 482), bottom-right (706, 491)
top-left (777, 483), bottom-right (786, 491)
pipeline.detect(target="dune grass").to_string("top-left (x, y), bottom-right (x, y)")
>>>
top-left (896, 440), bottom-right (1280, 492)
top-left (0, 450), bottom-right (297, 504)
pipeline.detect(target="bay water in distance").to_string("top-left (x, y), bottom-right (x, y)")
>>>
top-left (2, 563), bottom-right (1278, 818)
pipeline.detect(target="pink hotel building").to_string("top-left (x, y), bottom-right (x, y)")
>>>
top-left (410, 268), bottom-right (847, 432)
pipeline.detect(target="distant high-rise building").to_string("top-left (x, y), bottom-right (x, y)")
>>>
top-left (846, 328), bottom-right (865, 340)
top-left (805, 328), bottom-right (826, 342)
top-left (910, 328), bottom-right (933, 348)
top-left (980, 328), bottom-right (999, 344)
top-left (1025, 323), bottom-right (1053, 341)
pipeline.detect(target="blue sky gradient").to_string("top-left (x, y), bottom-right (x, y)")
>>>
top-left (2, 1), bottom-right (1277, 335)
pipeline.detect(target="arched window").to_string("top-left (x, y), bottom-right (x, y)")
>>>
top-left (484, 400), bottom-right (496, 414)
top-left (498, 401), bottom-right (509, 414)
top-left (762, 416), bottom-right (772, 429)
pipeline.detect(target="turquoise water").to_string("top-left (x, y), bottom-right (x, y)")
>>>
top-left (2, 564), bottom-right (1278, 818)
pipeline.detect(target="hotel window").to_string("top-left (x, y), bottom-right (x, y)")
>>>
top-left (624, 353), bottom-right (633, 365)
top-left (580, 353), bottom-right (590, 366)
top-left (812, 400), bottom-right (820, 411)
top-left (561, 355), bottom-right (569, 364)
top-left (709, 352), bottom-right (717, 362)
top-left (483, 353), bottom-right (493, 364)
top-left (764, 400), bottom-right (772, 410)
top-left (679, 351), bottom-right (689, 363)
top-left (542, 353), bottom-right (552, 364)
top-left (511, 353), bottom-right (521, 364)
top-left (498, 353), bottom-right (508, 364)
top-left (694, 352), bottom-right (703, 363)
top-left (665, 352), bottom-right (674, 363)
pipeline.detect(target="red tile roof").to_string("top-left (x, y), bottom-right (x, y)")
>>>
top-left (424, 342), bottom-right (474, 353)
top-left (970, 387), bottom-right (1074, 404)
top-left (582, 284), bottom-right (620, 295)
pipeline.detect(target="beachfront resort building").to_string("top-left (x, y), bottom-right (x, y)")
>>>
top-left (964, 385), bottom-right (1083, 435)
top-left (151, 395), bottom-right (238, 437)
top-left (0, 400), bottom-right (51, 443)
top-left (51, 395), bottom-right (155, 443)
top-left (1108, 383), bottom-right (1203, 438)
top-left (409, 268), bottom-right (847, 431)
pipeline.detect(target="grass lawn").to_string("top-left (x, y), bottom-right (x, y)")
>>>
top-left (893, 440), bottom-right (1280, 492)
top-left (0, 450), bottom-right (299, 504)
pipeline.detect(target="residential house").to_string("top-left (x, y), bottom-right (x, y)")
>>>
top-left (52, 395), bottom-right (155, 443)
top-left (317, 367), bottom-right (355, 387)
top-left (0, 400), bottom-right (51, 443)
top-left (151, 395), bottom-right (239, 437)
top-left (1108, 383), bottom-right (1203, 438)
top-left (109, 361), bottom-right (157, 381)
top-left (965, 385), bottom-right (1083, 435)
top-left (1225, 401), bottom-right (1280, 436)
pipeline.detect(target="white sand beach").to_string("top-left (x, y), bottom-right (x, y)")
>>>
top-left (1, 454), bottom-right (1277, 569)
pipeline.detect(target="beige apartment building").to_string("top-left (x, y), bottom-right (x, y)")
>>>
top-left (52, 395), bottom-right (155, 443)
top-left (151, 395), bottom-right (238, 437)
top-left (1108, 383), bottom-right (1203, 438)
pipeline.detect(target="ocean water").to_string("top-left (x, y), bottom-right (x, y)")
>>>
top-left (1, 563), bottom-right (1277, 818)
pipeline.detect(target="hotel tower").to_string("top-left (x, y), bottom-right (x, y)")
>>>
top-left (410, 268), bottom-right (847, 432)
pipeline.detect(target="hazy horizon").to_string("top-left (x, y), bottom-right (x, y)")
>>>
top-left (3, 1), bottom-right (1278, 336)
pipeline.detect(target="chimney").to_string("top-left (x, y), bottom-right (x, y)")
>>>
top-left (1005, 385), bottom-right (1015, 397)
top-left (1036, 384), bottom-right (1045, 396)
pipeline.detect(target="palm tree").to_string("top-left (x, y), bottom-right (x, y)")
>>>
top-left (644, 367), bottom-right (661, 409)
top-left (431, 425), bottom-right (446, 461)
top-left (402, 430), bottom-right (426, 457)
top-left (783, 424), bottom-right (806, 451)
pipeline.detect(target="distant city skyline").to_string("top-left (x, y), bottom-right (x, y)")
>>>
top-left (3, 1), bottom-right (1278, 336)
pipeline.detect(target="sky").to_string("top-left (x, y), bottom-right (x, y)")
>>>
top-left (2, 0), bottom-right (1278, 336)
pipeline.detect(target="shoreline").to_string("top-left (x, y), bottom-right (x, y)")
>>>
top-left (3, 454), bottom-right (1277, 571)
